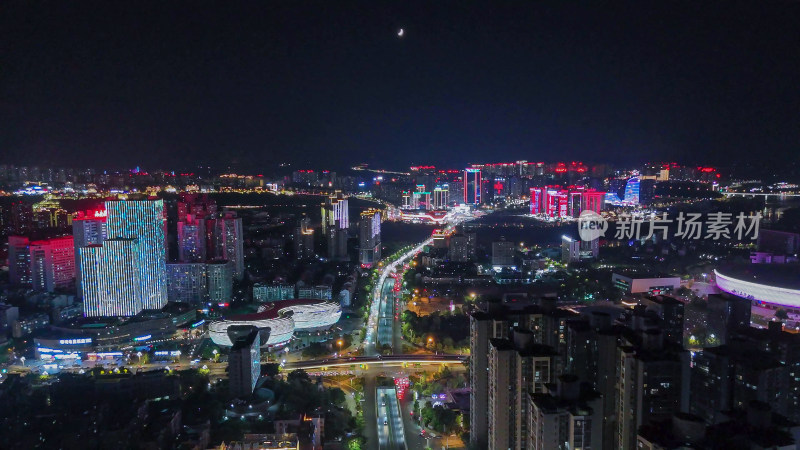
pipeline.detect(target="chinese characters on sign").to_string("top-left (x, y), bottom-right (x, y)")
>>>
top-left (612, 212), bottom-right (761, 241)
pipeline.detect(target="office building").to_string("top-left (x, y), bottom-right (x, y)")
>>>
top-left (72, 209), bottom-right (107, 296)
top-left (105, 199), bottom-right (168, 310)
top-left (611, 273), bottom-right (681, 295)
top-left (208, 212), bottom-right (244, 280)
top-left (29, 236), bottom-right (75, 292)
top-left (80, 238), bottom-right (144, 317)
top-left (529, 375), bottom-right (603, 450)
top-left (228, 326), bottom-right (261, 398)
top-left (358, 209), bottom-right (381, 267)
top-left (8, 236), bottom-right (31, 286)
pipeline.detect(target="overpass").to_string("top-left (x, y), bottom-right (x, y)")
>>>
top-left (723, 191), bottom-right (800, 199)
top-left (283, 354), bottom-right (466, 371)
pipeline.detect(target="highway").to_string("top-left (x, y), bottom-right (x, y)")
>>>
top-left (377, 387), bottom-right (406, 450)
top-left (377, 277), bottom-right (398, 351)
top-left (363, 237), bottom-right (434, 356)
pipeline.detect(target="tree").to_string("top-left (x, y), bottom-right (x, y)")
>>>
top-left (776, 309), bottom-right (789, 320)
top-left (302, 342), bottom-right (329, 358)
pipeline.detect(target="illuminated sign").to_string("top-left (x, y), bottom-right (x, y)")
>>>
top-left (93, 210), bottom-right (108, 218)
top-left (154, 350), bottom-right (182, 356)
top-left (191, 319), bottom-right (205, 328)
top-left (59, 338), bottom-right (92, 345)
top-left (133, 334), bottom-right (152, 342)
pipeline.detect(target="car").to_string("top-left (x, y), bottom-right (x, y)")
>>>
top-left (383, 418), bottom-right (388, 425)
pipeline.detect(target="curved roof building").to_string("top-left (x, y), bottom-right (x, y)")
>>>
top-left (715, 264), bottom-right (800, 308)
top-left (209, 299), bottom-right (341, 348)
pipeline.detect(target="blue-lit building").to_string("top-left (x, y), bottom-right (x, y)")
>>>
top-left (80, 199), bottom-right (168, 317)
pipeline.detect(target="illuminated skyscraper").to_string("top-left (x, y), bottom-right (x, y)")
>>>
top-left (72, 209), bottom-right (107, 296)
top-left (359, 209), bottom-right (381, 267)
top-left (105, 199), bottom-right (168, 310)
top-left (207, 260), bottom-right (234, 303)
top-left (80, 238), bottom-right (144, 317)
top-left (464, 168), bottom-right (482, 205)
top-left (433, 184), bottom-right (449, 209)
top-left (321, 192), bottom-right (349, 261)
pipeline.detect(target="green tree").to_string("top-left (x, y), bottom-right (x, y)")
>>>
top-left (776, 309), bottom-right (789, 320)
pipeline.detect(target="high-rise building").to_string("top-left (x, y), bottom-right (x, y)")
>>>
top-left (29, 236), bottom-right (75, 292)
top-left (177, 215), bottom-right (206, 262)
top-left (707, 293), bottom-right (751, 345)
top-left (294, 216), bottom-right (315, 260)
top-left (470, 311), bottom-right (509, 449)
top-left (433, 184), bottom-right (449, 209)
top-left (448, 234), bottom-right (470, 262)
top-left (166, 263), bottom-right (208, 304)
top-left (529, 375), bottom-right (604, 450)
top-left (8, 236), bottom-right (31, 286)
top-left (105, 199), bottom-right (168, 310)
top-left (207, 260), bottom-right (234, 303)
top-left (358, 209), bottom-right (381, 267)
top-left (228, 326), bottom-right (261, 398)
top-left (561, 235), bottom-right (581, 264)
top-left (177, 193), bottom-right (217, 222)
top-left (616, 330), bottom-right (690, 449)
top-left (72, 209), bottom-right (107, 296)
top-left (81, 238), bottom-right (144, 317)
top-left (207, 212), bottom-right (244, 280)
top-left (321, 192), bottom-right (349, 261)
top-left (464, 168), bottom-right (482, 205)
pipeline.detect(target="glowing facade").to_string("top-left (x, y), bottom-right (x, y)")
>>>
top-left (81, 239), bottom-right (144, 317)
top-left (530, 186), bottom-right (606, 218)
top-left (105, 200), bottom-right (168, 310)
top-left (177, 215), bottom-right (206, 262)
top-left (30, 236), bottom-right (75, 292)
top-left (715, 269), bottom-right (800, 308)
top-left (209, 299), bottom-right (341, 348)
top-left (72, 210), bottom-right (107, 296)
top-left (464, 168), bottom-right (482, 205)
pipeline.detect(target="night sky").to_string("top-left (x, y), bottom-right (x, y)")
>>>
top-left (2, 1), bottom-right (799, 170)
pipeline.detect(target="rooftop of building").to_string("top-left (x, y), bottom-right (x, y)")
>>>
top-left (716, 263), bottom-right (800, 290)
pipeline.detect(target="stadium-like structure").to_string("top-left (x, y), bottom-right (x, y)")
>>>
top-left (209, 299), bottom-right (341, 348)
top-left (715, 264), bottom-right (800, 309)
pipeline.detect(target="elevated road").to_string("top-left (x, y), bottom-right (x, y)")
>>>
top-left (283, 354), bottom-right (466, 371)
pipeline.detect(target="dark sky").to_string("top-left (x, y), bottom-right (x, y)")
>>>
top-left (1, 1), bottom-right (799, 171)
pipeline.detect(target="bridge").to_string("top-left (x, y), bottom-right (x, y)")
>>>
top-left (723, 191), bottom-right (800, 199)
top-left (283, 354), bottom-right (467, 371)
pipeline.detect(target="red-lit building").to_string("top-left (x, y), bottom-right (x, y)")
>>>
top-left (530, 186), bottom-right (606, 219)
